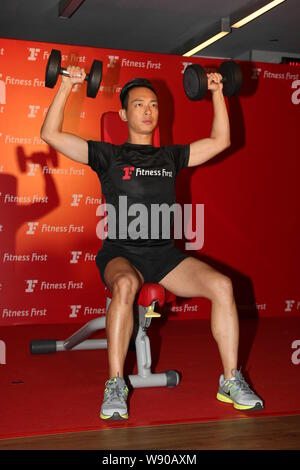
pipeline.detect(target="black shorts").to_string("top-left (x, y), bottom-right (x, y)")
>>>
top-left (95, 238), bottom-right (189, 288)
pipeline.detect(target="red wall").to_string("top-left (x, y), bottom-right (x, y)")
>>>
top-left (0, 38), bottom-right (299, 325)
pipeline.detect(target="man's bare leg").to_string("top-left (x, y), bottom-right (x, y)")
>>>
top-left (104, 257), bottom-right (144, 378)
top-left (158, 256), bottom-right (239, 379)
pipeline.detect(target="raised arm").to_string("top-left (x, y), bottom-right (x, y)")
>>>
top-left (188, 72), bottom-right (231, 167)
top-left (40, 66), bottom-right (88, 164)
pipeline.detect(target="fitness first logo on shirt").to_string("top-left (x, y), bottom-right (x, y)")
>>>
top-left (122, 166), bottom-right (173, 180)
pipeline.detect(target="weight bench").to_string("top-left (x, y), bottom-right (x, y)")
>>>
top-left (31, 283), bottom-right (180, 388)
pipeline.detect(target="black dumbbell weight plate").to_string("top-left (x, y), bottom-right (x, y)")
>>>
top-left (87, 60), bottom-right (103, 98)
top-left (219, 61), bottom-right (242, 97)
top-left (45, 49), bottom-right (61, 88)
top-left (183, 64), bottom-right (207, 101)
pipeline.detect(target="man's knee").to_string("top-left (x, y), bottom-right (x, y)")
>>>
top-left (212, 274), bottom-right (234, 302)
top-left (112, 272), bottom-right (141, 298)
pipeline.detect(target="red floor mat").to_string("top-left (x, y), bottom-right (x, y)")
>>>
top-left (1, 317), bottom-right (300, 438)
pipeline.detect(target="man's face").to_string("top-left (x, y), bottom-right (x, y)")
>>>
top-left (121, 86), bottom-right (159, 136)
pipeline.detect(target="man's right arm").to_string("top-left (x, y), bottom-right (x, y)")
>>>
top-left (40, 67), bottom-right (88, 164)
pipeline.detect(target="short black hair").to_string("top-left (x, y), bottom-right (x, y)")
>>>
top-left (120, 78), bottom-right (157, 110)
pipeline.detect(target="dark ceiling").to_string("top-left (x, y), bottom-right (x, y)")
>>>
top-left (0, 0), bottom-right (299, 61)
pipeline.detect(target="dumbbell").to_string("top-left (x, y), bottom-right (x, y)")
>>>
top-left (183, 61), bottom-right (242, 100)
top-left (17, 147), bottom-right (58, 173)
top-left (45, 49), bottom-right (103, 98)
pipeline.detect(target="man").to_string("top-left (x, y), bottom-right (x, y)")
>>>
top-left (41, 65), bottom-right (264, 421)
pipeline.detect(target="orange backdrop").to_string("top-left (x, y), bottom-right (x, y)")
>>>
top-left (0, 37), bottom-right (299, 325)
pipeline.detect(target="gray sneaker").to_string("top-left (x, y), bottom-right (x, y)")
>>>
top-left (100, 376), bottom-right (129, 420)
top-left (217, 368), bottom-right (264, 411)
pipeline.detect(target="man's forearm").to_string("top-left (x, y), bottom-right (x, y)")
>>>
top-left (210, 90), bottom-right (230, 144)
top-left (41, 82), bottom-right (72, 138)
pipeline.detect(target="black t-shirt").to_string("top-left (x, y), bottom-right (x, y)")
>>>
top-left (87, 141), bottom-right (190, 246)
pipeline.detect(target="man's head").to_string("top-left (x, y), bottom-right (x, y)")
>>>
top-left (119, 78), bottom-right (159, 137)
top-left (120, 78), bottom-right (157, 110)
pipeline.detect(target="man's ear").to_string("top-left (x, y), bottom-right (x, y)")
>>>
top-left (119, 109), bottom-right (127, 122)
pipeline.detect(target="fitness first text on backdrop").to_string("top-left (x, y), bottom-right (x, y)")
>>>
top-left (0, 38), bottom-right (299, 325)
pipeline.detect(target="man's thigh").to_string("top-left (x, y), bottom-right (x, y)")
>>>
top-left (158, 255), bottom-right (222, 299)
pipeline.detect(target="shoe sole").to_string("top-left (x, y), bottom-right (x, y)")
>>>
top-left (100, 411), bottom-right (129, 420)
top-left (216, 392), bottom-right (264, 411)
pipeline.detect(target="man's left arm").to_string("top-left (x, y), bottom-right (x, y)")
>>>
top-left (188, 72), bottom-right (231, 167)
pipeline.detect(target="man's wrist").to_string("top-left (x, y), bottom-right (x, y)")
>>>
top-left (211, 88), bottom-right (224, 96)
top-left (58, 80), bottom-right (73, 95)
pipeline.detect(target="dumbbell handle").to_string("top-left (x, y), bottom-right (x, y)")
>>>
top-left (61, 67), bottom-right (89, 81)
